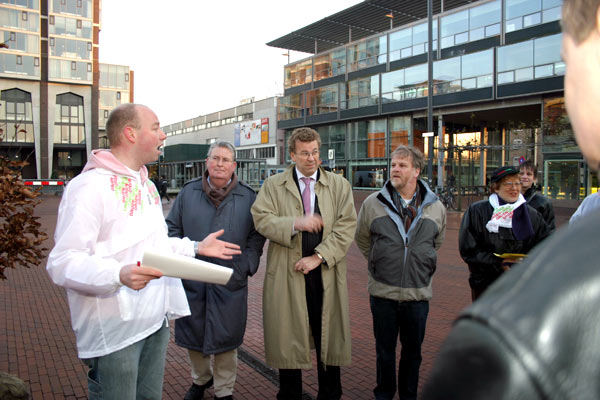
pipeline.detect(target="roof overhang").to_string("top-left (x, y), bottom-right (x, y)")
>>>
top-left (267, 0), bottom-right (481, 54)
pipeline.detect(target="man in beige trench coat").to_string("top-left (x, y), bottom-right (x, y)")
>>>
top-left (251, 127), bottom-right (357, 400)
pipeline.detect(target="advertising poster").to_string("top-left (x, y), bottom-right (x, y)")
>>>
top-left (235, 118), bottom-right (269, 146)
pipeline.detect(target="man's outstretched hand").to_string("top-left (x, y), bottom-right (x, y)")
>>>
top-left (197, 229), bottom-right (242, 260)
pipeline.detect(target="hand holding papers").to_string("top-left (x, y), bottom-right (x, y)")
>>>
top-left (142, 250), bottom-right (233, 285)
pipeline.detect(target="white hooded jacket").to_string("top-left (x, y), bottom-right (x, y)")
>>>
top-left (47, 149), bottom-right (192, 359)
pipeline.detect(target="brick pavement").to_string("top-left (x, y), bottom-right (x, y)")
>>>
top-left (0, 192), bottom-right (571, 399)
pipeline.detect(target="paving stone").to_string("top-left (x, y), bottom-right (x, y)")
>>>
top-left (0, 193), bottom-right (570, 399)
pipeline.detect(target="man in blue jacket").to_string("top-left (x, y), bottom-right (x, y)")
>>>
top-left (166, 141), bottom-right (265, 400)
top-left (355, 145), bottom-right (446, 400)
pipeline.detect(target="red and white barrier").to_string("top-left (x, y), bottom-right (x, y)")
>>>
top-left (23, 180), bottom-right (65, 186)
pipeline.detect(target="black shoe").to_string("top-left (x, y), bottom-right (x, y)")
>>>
top-left (184, 378), bottom-right (214, 400)
top-left (215, 396), bottom-right (233, 400)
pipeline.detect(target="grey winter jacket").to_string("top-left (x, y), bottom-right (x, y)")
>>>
top-left (166, 177), bottom-right (265, 354)
top-left (355, 180), bottom-right (446, 302)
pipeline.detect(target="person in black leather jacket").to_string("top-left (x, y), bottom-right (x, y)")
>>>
top-left (423, 1), bottom-right (600, 398)
top-left (459, 166), bottom-right (550, 300)
top-left (519, 160), bottom-right (555, 231)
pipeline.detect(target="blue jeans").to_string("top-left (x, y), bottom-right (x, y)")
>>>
top-left (82, 322), bottom-right (169, 400)
top-left (370, 296), bottom-right (429, 400)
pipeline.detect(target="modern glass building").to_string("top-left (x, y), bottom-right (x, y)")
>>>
top-left (270, 0), bottom-right (586, 207)
top-left (0, 0), bottom-right (133, 180)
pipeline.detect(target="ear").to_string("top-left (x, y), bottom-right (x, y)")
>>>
top-left (123, 126), bottom-right (136, 144)
top-left (596, 5), bottom-right (600, 35)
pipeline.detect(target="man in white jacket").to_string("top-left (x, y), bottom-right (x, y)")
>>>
top-left (46, 103), bottom-right (241, 400)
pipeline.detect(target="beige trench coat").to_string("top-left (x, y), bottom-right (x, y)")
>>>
top-left (251, 166), bottom-right (357, 369)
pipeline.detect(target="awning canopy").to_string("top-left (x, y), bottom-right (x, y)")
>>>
top-left (267, 0), bottom-right (481, 54)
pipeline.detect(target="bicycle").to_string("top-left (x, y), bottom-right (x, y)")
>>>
top-left (438, 187), bottom-right (457, 210)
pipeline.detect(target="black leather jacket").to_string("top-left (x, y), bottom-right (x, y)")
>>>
top-left (459, 200), bottom-right (550, 291)
top-left (524, 186), bottom-right (556, 231)
top-left (424, 210), bottom-right (600, 400)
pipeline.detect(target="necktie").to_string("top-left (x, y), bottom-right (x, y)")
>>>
top-left (300, 177), bottom-right (312, 215)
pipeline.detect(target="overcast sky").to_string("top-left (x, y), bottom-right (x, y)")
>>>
top-left (99, 0), bottom-right (362, 126)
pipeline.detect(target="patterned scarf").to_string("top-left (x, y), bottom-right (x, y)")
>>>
top-left (486, 193), bottom-right (534, 240)
top-left (202, 170), bottom-right (238, 208)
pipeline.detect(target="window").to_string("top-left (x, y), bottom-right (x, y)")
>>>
top-left (432, 49), bottom-right (493, 94)
top-left (389, 21), bottom-right (438, 61)
top-left (342, 76), bottom-right (379, 109)
top-left (305, 84), bottom-right (338, 115)
top-left (278, 93), bottom-right (303, 121)
top-left (16, 55), bottom-right (22, 65)
top-left (441, 0), bottom-right (501, 48)
top-left (21, 11), bottom-right (27, 21)
top-left (347, 35), bottom-right (387, 72)
top-left (34, 57), bottom-right (39, 66)
top-left (49, 15), bottom-right (54, 25)
top-left (104, 109), bottom-right (108, 118)
top-left (497, 33), bottom-right (563, 84)
top-left (54, 92), bottom-right (85, 144)
top-left (256, 147), bottom-right (275, 159)
top-left (284, 59), bottom-right (313, 88)
top-left (76, 19), bottom-right (82, 29)
top-left (0, 88), bottom-right (34, 143)
top-left (381, 63), bottom-right (428, 102)
top-left (505, 0), bottom-right (563, 33)
top-left (125, 72), bottom-right (129, 82)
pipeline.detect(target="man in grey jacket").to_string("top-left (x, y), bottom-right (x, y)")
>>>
top-left (166, 141), bottom-right (265, 400)
top-left (355, 145), bottom-right (446, 400)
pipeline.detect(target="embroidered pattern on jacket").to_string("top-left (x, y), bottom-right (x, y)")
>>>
top-left (110, 175), bottom-right (143, 215)
top-left (147, 181), bottom-right (160, 205)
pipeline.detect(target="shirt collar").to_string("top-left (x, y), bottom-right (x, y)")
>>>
top-left (295, 167), bottom-right (318, 181)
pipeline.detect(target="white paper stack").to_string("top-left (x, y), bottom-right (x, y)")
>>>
top-left (142, 250), bottom-right (233, 285)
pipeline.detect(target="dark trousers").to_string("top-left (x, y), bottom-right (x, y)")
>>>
top-left (277, 267), bottom-right (342, 400)
top-left (370, 296), bottom-right (429, 400)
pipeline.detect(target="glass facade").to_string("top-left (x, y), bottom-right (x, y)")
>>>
top-left (497, 33), bottom-right (563, 84)
top-left (313, 48), bottom-right (345, 81)
top-left (284, 59), bottom-right (312, 89)
top-left (505, 0), bottom-right (562, 33)
top-left (347, 35), bottom-right (386, 72)
top-left (305, 84), bottom-right (337, 115)
top-left (441, 0), bottom-right (501, 48)
top-left (278, 93), bottom-right (303, 120)
top-left (341, 75), bottom-right (379, 109)
top-left (0, 1), bottom-right (40, 78)
top-left (272, 0), bottom-right (579, 203)
top-left (47, 0), bottom-right (93, 82)
top-left (99, 64), bottom-right (131, 128)
top-left (389, 20), bottom-right (438, 61)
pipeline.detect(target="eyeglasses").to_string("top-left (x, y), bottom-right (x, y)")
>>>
top-left (501, 181), bottom-right (522, 188)
top-left (296, 150), bottom-right (320, 158)
top-left (209, 156), bottom-right (233, 165)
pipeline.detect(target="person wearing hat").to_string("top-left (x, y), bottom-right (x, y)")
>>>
top-left (458, 166), bottom-right (550, 300)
